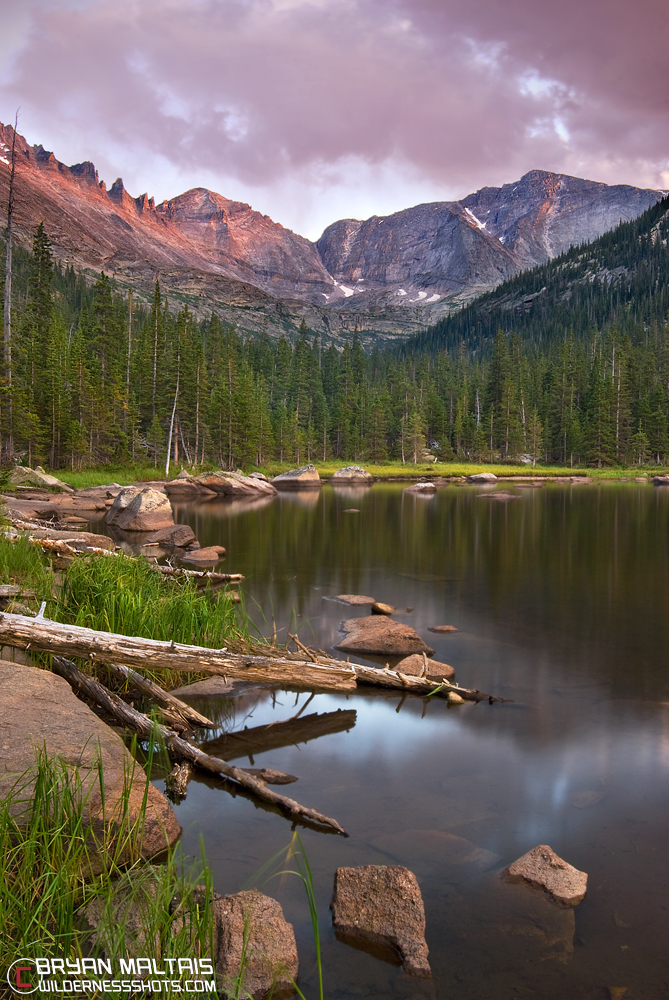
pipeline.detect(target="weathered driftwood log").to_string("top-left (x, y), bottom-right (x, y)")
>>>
top-left (102, 662), bottom-right (217, 729)
top-left (51, 656), bottom-right (347, 836)
top-left (202, 709), bottom-right (357, 761)
top-left (154, 566), bottom-right (244, 584)
top-left (0, 585), bottom-right (36, 599)
top-left (241, 768), bottom-right (298, 785)
top-left (353, 663), bottom-right (512, 704)
top-left (0, 612), bottom-right (357, 692)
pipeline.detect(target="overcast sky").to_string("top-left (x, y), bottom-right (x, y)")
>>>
top-left (0, 0), bottom-right (667, 240)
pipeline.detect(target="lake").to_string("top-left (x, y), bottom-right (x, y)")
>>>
top-left (104, 482), bottom-right (669, 998)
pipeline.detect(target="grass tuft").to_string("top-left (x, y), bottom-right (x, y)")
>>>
top-left (53, 553), bottom-right (246, 648)
top-left (0, 750), bottom-right (214, 986)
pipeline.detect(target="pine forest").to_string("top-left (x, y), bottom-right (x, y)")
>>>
top-left (3, 193), bottom-right (669, 472)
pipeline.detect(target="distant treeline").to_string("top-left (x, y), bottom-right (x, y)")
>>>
top-left (2, 215), bottom-right (669, 471)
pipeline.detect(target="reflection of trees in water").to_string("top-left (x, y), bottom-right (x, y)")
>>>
top-left (175, 485), bottom-right (669, 697)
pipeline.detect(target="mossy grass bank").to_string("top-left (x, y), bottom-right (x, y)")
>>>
top-left (38, 460), bottom-right (665, 490)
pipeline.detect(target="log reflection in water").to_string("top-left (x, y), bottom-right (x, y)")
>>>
top-left (202, 708), bottom-right (357, 761)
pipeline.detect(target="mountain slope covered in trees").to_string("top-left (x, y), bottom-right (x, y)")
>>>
top-left (3, 193), bottom-right (669, 472)
top-left (403, 195), bottom-right (669, 358)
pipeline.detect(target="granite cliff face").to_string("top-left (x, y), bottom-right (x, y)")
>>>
top-left (0, 123), bottom-right (334, 305)
top-left (317, 170), bottom-right (665, 319)
top-left (0, 122), bottom-right (663, 341)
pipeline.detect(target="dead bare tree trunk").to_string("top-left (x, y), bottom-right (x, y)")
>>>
top-left (3, 111), bottom-right (18, 456)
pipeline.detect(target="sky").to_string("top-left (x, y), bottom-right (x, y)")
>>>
top-left (0, 0), bottom-right (667, 241)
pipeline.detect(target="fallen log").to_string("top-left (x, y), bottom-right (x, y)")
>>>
top-left (352, 663), bottom-right (513, 704)
top-left (51, 656), bottom-right (347, 836)
top-left (201, 709), bottom-right (357, 761)
top-left (154, 566), bottom-right (244, 583)
top-left (0, 612), bottom-right (357, 692)
top-left (0, 585), bottom-right (36, 599)
top-left (102, 662), bottom-right (218, 729)
top-left (241, 768), bottom-right (298, 785)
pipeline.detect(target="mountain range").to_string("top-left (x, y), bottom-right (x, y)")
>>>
top-left (0, 121), bottom-right (664, 342)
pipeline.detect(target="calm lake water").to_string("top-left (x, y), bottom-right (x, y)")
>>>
top-left (104, 483), bottom-right (669, 999)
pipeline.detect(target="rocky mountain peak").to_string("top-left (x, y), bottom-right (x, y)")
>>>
top-left (0, 119), bottom-right (664, 342)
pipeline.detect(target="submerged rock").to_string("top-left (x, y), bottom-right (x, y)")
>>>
top-left (333, 594), bottom-right (376, 605)
top-left (180, 545), bottom-right (226, 565)
top-left (212, 889), bottom-right (298, 999)
top-left (332, 465), bottom-right (373, 482)
top-left (272, 464), bottom-right (321, 488)
top-left (330, 865), bottom-right (431, 978)
top-left (139, 523), bottom-right (198, 549)
top-left (395, 654), bottom-right (455, 680)
top-left (454, 872), bottom-right (576, 966)
top-left (501, 845), bottom-right (587, 907)
top-left (404, 482), bottom-right (437, 494)
top-left (371, 602), bottom-right (395, 615)
top-left (478, 490), bottom-right (520, 501)
top-left (337, 617), bottom-right (435, 656)
top-left (427, 625), bottom-right (459, 634)
top-left (371, 829), bottom-right (500, 874)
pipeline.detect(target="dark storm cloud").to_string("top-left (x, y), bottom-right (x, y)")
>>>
top-left (1, 0), bottom-right (667, 228)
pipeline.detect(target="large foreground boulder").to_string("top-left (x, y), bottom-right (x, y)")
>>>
top-left (105, 487), bottom-right (175, 531)
top-left (332, 465), bottom-right (373, 483)
top-left (0, 661), bottom-right (181, 860)
top-left (212, 890), bottom-right (298, 999)
top-left (192, 471), bottom-right (277, 498)
top-left (330, 865), bottom-right (431, 977)
top-left (336, 617), bottom-right (434, 657)
top-left (501, 845), bottom-right (588, 907)
top-left (272, 464), bottom-right (321, 488)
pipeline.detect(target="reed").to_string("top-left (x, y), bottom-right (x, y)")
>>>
top-left (0, 750), bottom-right (214, 992)
top-left (0, 534), bottom-right (53, 599)
top-left (54, 552), bottom-right (246, 644)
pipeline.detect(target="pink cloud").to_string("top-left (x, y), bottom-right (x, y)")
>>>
top-left (1, 0), bottom-right (667, 236)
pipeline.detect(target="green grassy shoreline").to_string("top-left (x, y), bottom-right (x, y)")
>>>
top-left (36, 460), bottom-right (666, 491)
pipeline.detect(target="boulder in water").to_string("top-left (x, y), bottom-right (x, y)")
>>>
top-left (272, 464), bottom-right (321, 488)
top-left (330, 865), bottom-right (431, 977)
top-left (336, 617), bottom-right (434, 656)
top-left (466, 472), bottom-right (497, 483)
top-left (501, 845), bottom-right (587, 907)
top-left (332, 465), bottom-right (373, 482)
top-left (395, 653), bottom-right (455, 680)
top-left (106, 488), bottom-right (174, 531)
